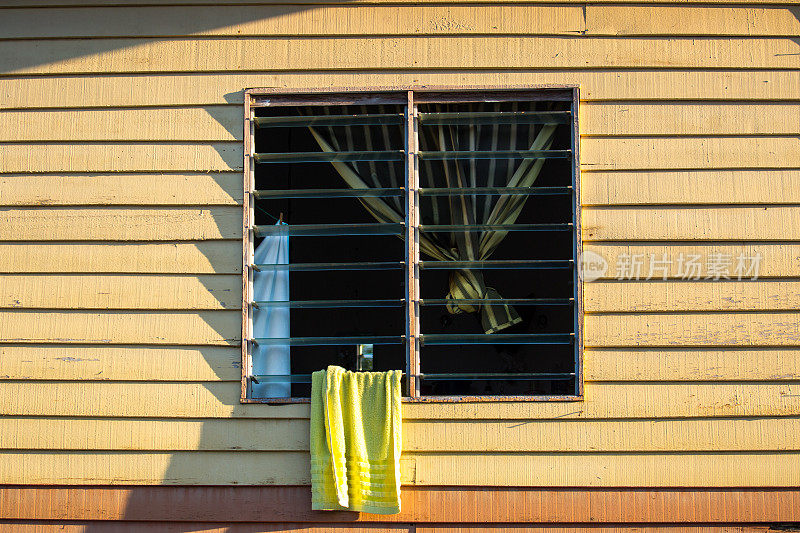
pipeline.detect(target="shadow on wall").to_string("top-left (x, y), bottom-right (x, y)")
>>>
top-left (0, 2), bottom-right (358, 528)
top-left (0, 4), bottom-right (328, 74)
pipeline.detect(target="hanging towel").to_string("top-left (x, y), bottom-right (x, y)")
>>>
top-left (310, 366), bottom-right (402, 514)
top-left (251, 221), bottom-right (290, 398)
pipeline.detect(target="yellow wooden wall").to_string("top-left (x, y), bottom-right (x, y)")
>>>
top-left (1, 1), bottom-right (799, 486)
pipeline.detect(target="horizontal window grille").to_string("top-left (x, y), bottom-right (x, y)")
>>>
top-left (244, 89), bottom-right (580, 400)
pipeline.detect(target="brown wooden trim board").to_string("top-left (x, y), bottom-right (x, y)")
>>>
top-left (0, 523), bottom-right (787, 532)
top-left (0, 486), bottom-right (797, 524)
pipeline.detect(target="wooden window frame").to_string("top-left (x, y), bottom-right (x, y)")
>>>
top-left (241, 85), bottom-right (583, 404)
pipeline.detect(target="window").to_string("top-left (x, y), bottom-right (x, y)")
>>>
top-left (242, 87), bottom-right (582, 402)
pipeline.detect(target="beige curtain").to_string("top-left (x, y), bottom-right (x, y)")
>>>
top-left (308, 104), bottom-right (557, 334)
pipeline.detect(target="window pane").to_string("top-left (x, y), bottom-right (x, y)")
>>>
top-left (415, 99), bottom-right (576, 397)
top-left (252, 103), bottom-right (407, 398)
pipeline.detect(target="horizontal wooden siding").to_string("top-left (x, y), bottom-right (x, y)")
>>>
top-left (0, 1), bottom-right (799, 496)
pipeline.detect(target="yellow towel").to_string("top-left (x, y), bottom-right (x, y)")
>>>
top-left (310, 365), bottom-right (402, 514)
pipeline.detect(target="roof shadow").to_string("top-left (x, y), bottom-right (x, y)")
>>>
top-left (0, 4), bottom-right (324, 75)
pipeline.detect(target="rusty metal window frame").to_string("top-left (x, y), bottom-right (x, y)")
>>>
top-left (241, 86), bottom-right (583, 404)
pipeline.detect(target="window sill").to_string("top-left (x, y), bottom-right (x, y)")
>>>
top-left (241, 394), bottom-right (584, 404)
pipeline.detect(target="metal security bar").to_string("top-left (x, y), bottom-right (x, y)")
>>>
top-left (419, 372), bottom-right (574, 381)
top-left (252, 299), bottom-right (404, 309)
top-left (251, 371), bottom-right (575, 384)
top-left (417, 110), bottom-right (571, 125)
top-left (419, 186), bottom-right (572, 196)
top-left (254, 223), bottom-right (404, 237)
top-left (252, 336), bottom-right (404, 346)
top-left (419, 223), bottom-right (572, 233)
top-left (254, 188), bottom-right (404, 199)
top-left (419, 333), bottom-right (574, 345)
top-left (419, 260), bottom-right (573, 270)
top-left (417, 149), bottom-right (571, 161)
top-left (256, 113), bottom-right (405, 128)
top-left (252, 261), bottom-right (405, 272)
top-left (421, 298), bottom-right (573, 306)
top-left (255, 150), bottom-right (405, 164)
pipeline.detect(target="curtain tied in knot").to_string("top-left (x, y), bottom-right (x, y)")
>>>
top-left (446, 269), bottom-right (522, 335)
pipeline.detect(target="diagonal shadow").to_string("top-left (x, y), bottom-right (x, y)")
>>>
top-left (0, 4), bottom-right (323, 75)
top-left (0, 2), bottom-right (362, 529)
